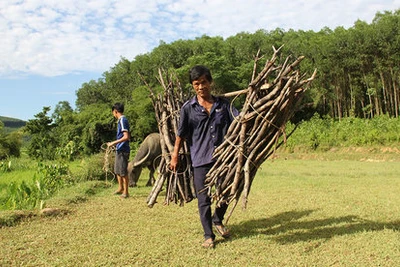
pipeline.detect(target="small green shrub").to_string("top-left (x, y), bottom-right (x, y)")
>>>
top-left (55, 140), bottom-right (81, 161)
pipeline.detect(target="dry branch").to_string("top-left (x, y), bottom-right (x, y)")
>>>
top-left (204, 46), bottom-right (316, 222)
top-left (144, 46), bottom-right (316, 220)
top-left (143, 69), bottom-right (195, 207)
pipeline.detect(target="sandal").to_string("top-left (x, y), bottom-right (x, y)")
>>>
top-left (120, 194), bottom-right (129, 199)
top-left (201, 238), bottom-right (214, 249)
top-left (214, 224), bottom-right (231, 238)
top-left (113, 191), bottom-right (123, 195)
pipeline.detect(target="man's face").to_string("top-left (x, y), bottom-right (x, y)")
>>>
top-left (192, 75), bottom-right (211, 98)
top-left (112, 109), bottom-right (118, 118)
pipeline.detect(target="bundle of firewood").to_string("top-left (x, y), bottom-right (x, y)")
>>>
top-left (145, 69), bottom-right (196, 207)
top-left (144, 46), bottom-right (316, 217)
top-left (204, 46), bottom-right (316, 221)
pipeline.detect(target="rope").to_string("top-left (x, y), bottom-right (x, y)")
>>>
top-left (224, 137), bottom-right (258, 170)
top-left (230, 92), bottom-right (242, 123)
top-left (160, 152), bottom-right (191, 175)
top-left (247, 102), bottom-right (283, 132)
top-left (101, 143), bottom-right (116, 183)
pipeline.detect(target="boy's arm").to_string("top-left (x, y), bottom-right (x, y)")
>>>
top-left (107, 131), bottom-right (129, 147)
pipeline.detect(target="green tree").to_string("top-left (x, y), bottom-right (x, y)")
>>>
top-left (0, 121), bottom-right (22, 159)
top-left (50, 101), bottom-right (82, 160)
top-left (76, 104), bottom-right (116, 155)
top-left (75, 79), bottom-right (109, 110)
top-left (24, 107), bottom-right (57, 160)
top-left (130, 86), bottom-right (157, 139)
top-left (66, 8), bottom-right (400, 157)
top-left (102, 57), bottom-right (137, 104)
top-left (371, 10), bottom-right (400, 117)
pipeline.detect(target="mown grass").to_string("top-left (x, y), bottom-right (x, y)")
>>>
top-left (1, 150), bottom-right (400, 266)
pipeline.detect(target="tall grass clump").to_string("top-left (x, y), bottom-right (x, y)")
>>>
top-left (284, 114), bottom-right (400, 152)
top-left (0, 160), bottom-right (12, 173)
top-left (0, 156), bottom-right (32, 173)
top-left (70, 152), bottom-right (115, 183)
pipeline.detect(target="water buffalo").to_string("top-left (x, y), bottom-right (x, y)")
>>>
top-left (128, 133), bottom-right (161, 187)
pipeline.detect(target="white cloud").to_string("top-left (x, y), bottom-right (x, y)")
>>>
top-left (0, 0), bottom-right (399, 77)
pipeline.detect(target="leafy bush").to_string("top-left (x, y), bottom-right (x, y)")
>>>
top-left (55, 140), bottom-right (80, 161)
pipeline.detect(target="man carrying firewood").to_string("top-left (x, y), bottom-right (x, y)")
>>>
top-left (170, 65), bottom-right (239, 248)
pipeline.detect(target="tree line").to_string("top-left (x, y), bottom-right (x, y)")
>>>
top-left (2, 9), bottom-right (399, 160)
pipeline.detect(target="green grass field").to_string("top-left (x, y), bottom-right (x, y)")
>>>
top-left (1, 150), bottom-right (400, 266)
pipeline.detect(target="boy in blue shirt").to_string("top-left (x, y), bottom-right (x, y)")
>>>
top-left (108, 103), bottom-right (130, 198)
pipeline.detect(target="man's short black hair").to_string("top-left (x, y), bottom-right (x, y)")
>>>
top-left (112, 102), bottom-right (124, 113)
top-left (189, 65), bottom-right (213, 84)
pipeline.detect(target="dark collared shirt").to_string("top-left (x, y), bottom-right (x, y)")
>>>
top-left (178, 96), bottom-right (239, 167)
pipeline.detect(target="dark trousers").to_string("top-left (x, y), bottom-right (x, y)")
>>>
top-left (193, 163), bottom-right (228, 240)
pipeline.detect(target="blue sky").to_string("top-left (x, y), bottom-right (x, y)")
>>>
top-left (1, 0), bottom-right (399, 121)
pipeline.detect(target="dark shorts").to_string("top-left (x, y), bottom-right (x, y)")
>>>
top-left (114, 151), bottom-right (130, 176)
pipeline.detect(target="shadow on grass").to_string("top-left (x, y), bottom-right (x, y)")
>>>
top-left (232, 209), bottom-right (400, 244)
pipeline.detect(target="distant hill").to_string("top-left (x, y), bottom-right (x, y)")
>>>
top-left (0, 116), bottom-right (26, 133)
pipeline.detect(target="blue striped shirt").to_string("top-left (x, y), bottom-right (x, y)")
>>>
top-left (116, 115), bottom-right (130, 152)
